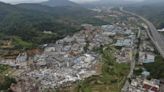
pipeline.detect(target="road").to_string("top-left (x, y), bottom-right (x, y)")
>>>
top-left (120, 7), bottom-right (164, 58)
top-left (121, 41), bottom-right (137, 92)
top-left (121, 29), bottom-right (140, 92)
top-left (120, 7), bottom-right (164, 92)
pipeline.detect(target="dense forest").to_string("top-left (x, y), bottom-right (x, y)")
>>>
top-left (144, 55), bottom-right (164, 79)
top-left (0, 2), bottom-right (108, 49)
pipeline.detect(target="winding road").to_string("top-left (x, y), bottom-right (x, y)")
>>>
top-left (120, 7), bottom-right (164, 58)
top-left (120, 7), bottom-right (164, 92)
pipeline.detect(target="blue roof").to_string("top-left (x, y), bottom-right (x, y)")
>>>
top-left (142, 71), bottom-right (150, 76)
top-left (143, 59), bottom-right (154, 63)
top-left (115, 39), bottom-right (132, 47)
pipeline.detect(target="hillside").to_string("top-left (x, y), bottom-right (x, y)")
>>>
top-left (125, 3), bottom-right (164, 29)
top-left (0, 2), bottom-right (78, 48)
top-left (41, 0), bottom-right (78, 7)
top-left (0, 2), bottom-right (108, 49)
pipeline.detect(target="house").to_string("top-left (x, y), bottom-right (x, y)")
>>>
top-left (115, 39), bottom-right (132, 47)
top-left (143, 79), bottom-right (160, 92)
top-left (44, 47), bottom-right (56, 52)
top-left (142, 70), bottom-right (150, 78)
top-left (102, 32), bottom-right (116, 36)
top-left (139, 52), bottom-right (155, 64)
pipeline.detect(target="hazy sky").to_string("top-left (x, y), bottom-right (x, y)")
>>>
top-left (0, 0), bottom-right (47, 4)
top-left (0, 0), bottom-right (145, 4)
top-left (71, 0), bottom-right (100, 3)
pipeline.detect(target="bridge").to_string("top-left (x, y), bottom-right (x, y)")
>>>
top-left (120, 7), bottom-right (164, 92)
top-left (120, 7), bottom-right (164, 58)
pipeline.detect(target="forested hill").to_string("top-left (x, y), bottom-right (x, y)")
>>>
top-left (0, 2), bottom-right (108, 49)
top-left (17, 3), bottom-right (95, 17)
top-left (41, 0), bottom-right (78, 7)
top-left (125, 2), bottom-right (164, 29)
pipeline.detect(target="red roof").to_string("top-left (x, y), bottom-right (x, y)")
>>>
top-left (143, 84), bottom-right (159, 92)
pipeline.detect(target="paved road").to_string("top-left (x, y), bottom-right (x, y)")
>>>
top-left (121, 43), bottom-right (137, 92)
top-left (120, 7), bottom-right (164, 92)
top-left (121, 28), bottom-right (140, 92)
top-left (120, 7), bottom-right (164, 58)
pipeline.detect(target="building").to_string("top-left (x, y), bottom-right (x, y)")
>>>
top-left (139, 52), bottom-right (155, 64)
top-left (44, 47), bottom-right (56, 52)
top-left (115, 39), bottom-right (133, 47)
top-left (143, 79), bottom-right (160, 92)
top-left (141, 70), bottom-right (150, 78)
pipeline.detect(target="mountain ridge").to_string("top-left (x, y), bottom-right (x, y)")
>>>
top-left (41, 0), bottom-right (78, 7)
top-left (0, 1), bottom-right (108, 49)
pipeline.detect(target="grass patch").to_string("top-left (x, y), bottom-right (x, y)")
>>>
top-left (0, 64), bottom-right (10, 74)
top-left (13, 36), bottom-right (34, 49)
top-left (144, 55), bottom-right (164, 79)
top-left (0, 64), bottom-right (16, 91)
top-left (0, 76), bottom-right (16, 91)
top-left (76, 46), bottom-right (130, 92)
